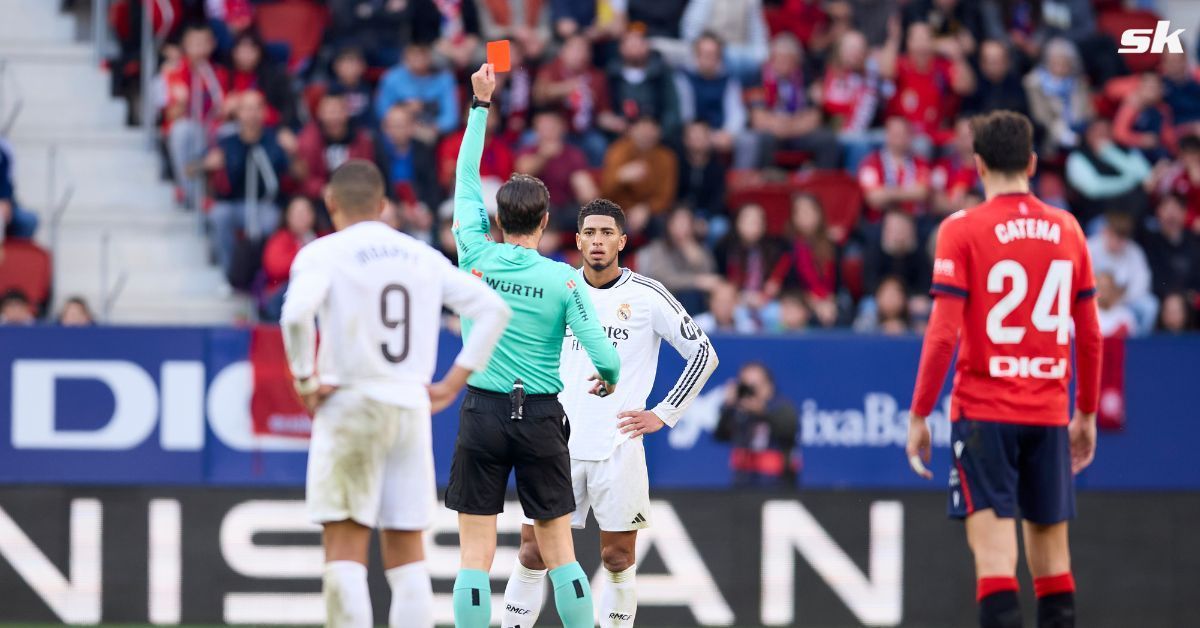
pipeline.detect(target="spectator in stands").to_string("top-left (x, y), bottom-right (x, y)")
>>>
top-left (0, 289), bottom-right (34, 325)
top-left (1114, 73), bottom-right (1178, 163)
top-left (225, 32), bottom-right (297, 129)
top-left (548, 0), bottom-right (626, 43)
top-left (675, 33), bottom-right (749, 157)
top-left (1024, 38), bottom-right (1092, 158)
top-left (715, 203), bottom-right (790, 313)
top-left (931, 117), bottom-right (981, 216)
top-left (1161, 52), bottom-right (1200, 132)
top-left (1000, 0), bottom-right (1123, 86)
top-left (715, 362), bottom-right (799, 486)
top-left (1141, 194), bottom-right (1200, 300)
top-left (376, 105), bottom-right (441, 211)
top-left (1089, 212), bottom-right (1157, 335)
top-left (204, 91), bottom-right (293, 278)
top-left (881, 21), bottom-right (975, 149)
top-left (1065, 118), bottom-right (1153, 228)
top-left (1095, 271), bottom-right (1137, 338)
top-left (771, 291), bottom-right (812, 333)
top-left (628, 0), bottom-right (689, 41)
top-left (767, 0), bottom-right (832, 54)
top-left (163, 23), bottom-right (229, 207)
top-left (900, 0), bottom-right (990, 57)
top-left (863, 210), bottom-right (931, 299)
top-left (854, 274), bottom-right (912, 334)
top-left (962, 39), bottom-right (1031, 117)
top-left (56, 296), bottom-right (95, 327)
top-left (533, 34), bottom-right (621, 165)
top-left (327, 46), bottom-right (374, 130)
top-left (859, 117), bottom-right (932, 223)
top-left (414, 0), bottom-right (483, 72)
top-left (680, 0), bottom-right (769, 83)
top-left (296, 94), bottom-right (377, 202)
top-left (325, 0), bottom-right (409, 68)
top-left (515, 111), bottom-right (598, 228)
top-left (637, 206), bottom-right (722, 313)
top-left (1163, 135), bottom-right (1200, 231)
top-left (772, 193), bottom-right (839, 328)
top-left (374, 43), bottom-right (459, 139)
top-left (676, 121), bottom-right (729, 228)
top-left (261, 197), bottom-right (319, 321)
top-left (0, 139), bottom-right (38, 243)
top-left (743, 33), bottom-right (841, 169)
top-left (817, 29), bottom-right (892, 171)
top-left (494, 40), bottom-right (538, 142)
top-left (600, 116), bottom-right (678, 232)
top-left (1159, 292), bottom-right (1194, 333)
top-left (607, 26), bottom-right (683, 140)
top-left (696, 279), bottom-right (758, 333)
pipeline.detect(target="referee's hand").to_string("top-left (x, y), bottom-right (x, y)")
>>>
top-left (587, 373), bottom-right (616, 397)
top-left (618, 410), bottom-right (665, 439)
top-left (471, 63), bottom-right (496, 102)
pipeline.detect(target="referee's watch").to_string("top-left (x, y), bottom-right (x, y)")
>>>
top-left (471, 96), bottom-right (491, 110)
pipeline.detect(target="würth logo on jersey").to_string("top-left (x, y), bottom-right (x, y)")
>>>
top-left (617, 303), bottom-right (632, 321)
top-left (1118, 21), bottom-right (1185, 54)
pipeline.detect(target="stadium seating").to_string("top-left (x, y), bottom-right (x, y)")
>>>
top-left (0, 239), bottom-right (52, 311)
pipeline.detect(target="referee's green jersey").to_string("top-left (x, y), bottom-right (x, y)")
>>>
top-left (452, 107), bottom-right (620, 394)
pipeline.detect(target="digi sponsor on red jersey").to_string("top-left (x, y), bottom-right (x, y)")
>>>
top-left (931, 193), bottom-right (1097, 426)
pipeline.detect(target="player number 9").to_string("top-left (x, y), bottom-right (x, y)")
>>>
top-left (380, 284), bottom-right (411, 363)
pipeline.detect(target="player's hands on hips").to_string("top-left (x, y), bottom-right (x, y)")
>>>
top-left (905, 415), bottom-right (934, 479)
top-left (428, 365), bottom-right (471, 413)
top-left (617, 410), bottom-right (665, 439)
top-left (587, 372), bottom-right (616, 397)
top-left (1068, 410), bottom-right (1097, 474)
top-left (301, 385), bottom-right (337, 415)
top-left (471, 63), bottom-right (496, 102)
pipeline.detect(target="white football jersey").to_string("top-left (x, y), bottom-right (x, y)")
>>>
top-left (559, 269), bottom-right (718, 461)
top-left (281, 221), bottom-right (510, 409)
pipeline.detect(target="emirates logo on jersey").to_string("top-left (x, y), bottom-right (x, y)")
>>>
top-left (616, 303), bottom-right (632, 321)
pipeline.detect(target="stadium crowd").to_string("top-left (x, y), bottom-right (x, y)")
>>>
top-left (2, 0), bottom-right (1200, 336)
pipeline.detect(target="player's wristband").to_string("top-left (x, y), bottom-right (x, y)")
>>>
top-left (293, 377), bottom-right (319, 396)
top-left (471, 96), bottom-right (491, 110)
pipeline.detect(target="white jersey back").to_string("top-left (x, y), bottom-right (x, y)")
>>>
top-left (559, 269), bottom-right (717, 461)
top-left (283, 221), bottom-right (506, 409)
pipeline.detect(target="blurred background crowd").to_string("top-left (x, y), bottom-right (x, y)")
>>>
top-left (2, 0), bottom-right (1199, 338)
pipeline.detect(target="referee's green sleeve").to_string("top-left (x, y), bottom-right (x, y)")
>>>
top-left (564, 274), bottom-right (621, 385)
top-left (451, 106), bottom-right (492, 267)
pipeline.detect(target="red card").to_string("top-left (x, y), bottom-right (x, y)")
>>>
top-left (487, 40), bottom-right (511, 72)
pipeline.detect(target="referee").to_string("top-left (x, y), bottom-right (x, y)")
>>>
top-left (447, 64), bottom-right (621, 628)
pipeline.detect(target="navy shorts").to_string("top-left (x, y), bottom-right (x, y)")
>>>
top-left (947, 418), bottom-right (1075, 525)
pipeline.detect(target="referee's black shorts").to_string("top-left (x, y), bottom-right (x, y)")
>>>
top-left (445, 386), bottom-right (575, 520)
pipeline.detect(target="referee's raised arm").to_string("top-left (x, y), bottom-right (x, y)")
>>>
top-left (451, 64), bottom-right (497, 267)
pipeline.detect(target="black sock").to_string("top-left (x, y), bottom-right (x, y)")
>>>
top-left (979, 590), bottom-right (1023, 628)
top-left (1037, 592), bottom-right (1075, 628)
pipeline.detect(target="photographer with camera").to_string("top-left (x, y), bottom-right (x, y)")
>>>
top-left (714, 362), bottom-right (800, 487)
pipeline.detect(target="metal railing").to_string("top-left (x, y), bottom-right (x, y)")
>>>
top-left (99, 229), bottom-right (129, 321)
top-left (0, 59), bottom-right (24, 135)
top-left (45, 144), bottom-right (77, 316)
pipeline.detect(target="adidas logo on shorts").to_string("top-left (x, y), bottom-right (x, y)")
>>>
top-left (630, 512), bottom-right (647, 525)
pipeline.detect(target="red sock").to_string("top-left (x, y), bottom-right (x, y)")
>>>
top-left (977, 576), bottom-right (1020, 602)
top-left (1034, 572), bottom-right (1075, 598)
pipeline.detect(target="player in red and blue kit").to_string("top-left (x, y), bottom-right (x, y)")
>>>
top-left (906, 111), bottom-right (1103, 628)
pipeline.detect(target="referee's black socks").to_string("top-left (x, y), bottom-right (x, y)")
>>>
top-left (977, 576), bottom-right (1022, 628)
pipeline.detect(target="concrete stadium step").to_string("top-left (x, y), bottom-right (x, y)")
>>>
top-left (8, 100), bottom-right (128, 131)
top-left (109, 295), bottom-right (252, 325)
top-left (0, 0), bottom-right (75, 43)
top-left (56, 267), bottom-right (231, 301)
top-left (8, 127), bottom-right (152, 149)
top-left (52, 230), bottom-right (212, 270)
top-left (2, 54), bottom-right (111, 104)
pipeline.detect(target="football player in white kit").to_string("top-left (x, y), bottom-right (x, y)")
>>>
top-left (281, 160), bottom-right (512, 628)
top-left (501, 199), bottom-right (719, 627)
